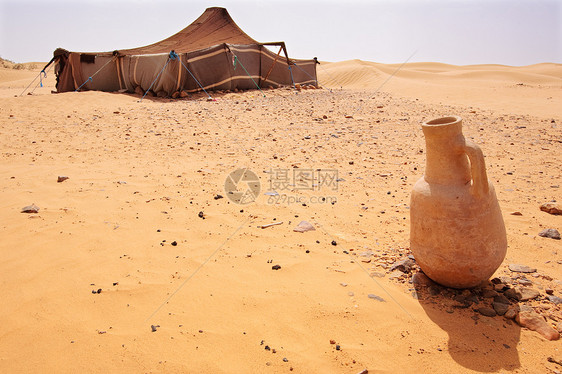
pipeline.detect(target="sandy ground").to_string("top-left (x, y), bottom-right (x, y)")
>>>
top-left (0, 61), bottom-right (561, 373)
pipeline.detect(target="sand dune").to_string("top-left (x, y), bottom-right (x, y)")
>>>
top-left (318, 60), bottom-right (562, 118)
top-left (1, 62), bottom-right (561, 373)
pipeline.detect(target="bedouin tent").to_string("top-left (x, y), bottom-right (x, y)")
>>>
top-left (49, 7), bottom-right (318, 97)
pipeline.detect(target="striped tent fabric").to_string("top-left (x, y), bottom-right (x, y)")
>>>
top-left (53, 7), bottom-right (318, 95)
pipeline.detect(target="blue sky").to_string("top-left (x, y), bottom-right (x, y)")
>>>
top-left (1, 0), bottom-right (560, 65)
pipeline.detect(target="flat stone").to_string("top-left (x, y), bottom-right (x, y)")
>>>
top-left (389, 258), bottom-right (415, 273)
top-left (293, 221), bottom-right (315, 233)
top-left (481, 289), bottom-right (498, 298)
top-left (21, 204), bottom-right (39, 213)
top-left (508, 264), bottom-right (537, 273)
top-left (548, 295), bottom-right (562, 305)
top-left (57, 176), bottom-right (69, 183)
top-left (492, 302), bottom-right (510, 316)
top-left (494, 294), bottom-right (511, 304)
top-left (516, 310), bottom-right (560, 340)
top-left (504, 304), bottom-right (520, 319)
top-left (494, 283), bottom-right (508, 292)
top-left (477, 307), bottom-right (497, 317)
top-left (504, 287), bottom-right (540, 301)
top-left (387, 270), bottom-right (405, 280)
top-left (540, 202), bottom-right (562, 215)
top-left (368, 294), bottom-right (385, 302)
top-left (539, 228), bottom-right (561, 240)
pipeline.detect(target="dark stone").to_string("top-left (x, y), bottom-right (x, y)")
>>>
top-left (171, 241), bottom-right (177, 246)
top-left (492, 302), bottom-right (509, 316)
top-left (331, 240), bottom-right (337, 246)
top-left (198, 211), bottom-right (205, 219)
top-left (477, 307), bottom-right (497, 317)
top-left (494, 294), bottom-right (511, 304)
top-left (97, 288), bottom-right (102, 294)
top-left (481, 289), bottom-right (498, 298)
top-left (272, 264), bottom-right (281, 270)
top-left (57, 176), bottom-right (69, 183)
top-left (335, 345), bottom-right (341, 350)
top-left (548, 295), bottom-right (562, 305)
top-left (539, 228), bottom-right (561, 240)
top-left (214, 194), bottom-right (223, 200)
top-left (540, 202), bottom-right (562, 215)
top-left (151, 325), bottom-right (158, 332)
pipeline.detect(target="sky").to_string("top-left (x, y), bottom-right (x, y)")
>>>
top-left (0, 0), bottom-right (560, 66)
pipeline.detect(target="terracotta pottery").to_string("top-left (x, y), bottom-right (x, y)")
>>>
top-left (410, 116), bottom-right (507, 288)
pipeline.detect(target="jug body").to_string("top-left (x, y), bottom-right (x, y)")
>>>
top-left (410, 116), bottom-right (507, 288)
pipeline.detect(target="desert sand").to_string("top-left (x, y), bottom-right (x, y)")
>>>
top-left (0, 60), bottom-right (561, 373)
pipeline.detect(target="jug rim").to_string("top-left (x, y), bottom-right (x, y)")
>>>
top-left (423, 116), bottom-right (462, 127)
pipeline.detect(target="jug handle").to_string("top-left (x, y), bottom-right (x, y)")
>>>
top-left (464, 139), bottom-right (489, 198)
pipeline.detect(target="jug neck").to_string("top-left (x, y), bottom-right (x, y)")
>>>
top-left (422, 116), bottom-right (471, 185)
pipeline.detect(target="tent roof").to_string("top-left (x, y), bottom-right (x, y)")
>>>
top-left (117, 7), bottom-right (259, 55)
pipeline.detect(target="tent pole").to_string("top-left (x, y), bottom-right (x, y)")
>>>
top-left (262, 46), bottom-right (283, 87)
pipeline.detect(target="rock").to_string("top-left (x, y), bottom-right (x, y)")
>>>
top-left (171, 241), bottom-right (177, 246)
top-left (387, 270), bottom-right (405, 280)
top-left (368, 294), bottom-right (385, 302)
top-left (213, 194), bottom-right (223, 200)
top-left (411, 272), bottom-right (435, 287)
top-left (510, 211), bottom-right (523, 216)
top-left (493, 294), bottom-right (511, 304)
top-left (180, 90), bottom-right (189, 98)
top-left (504, 287), bottom-right (540, 301)
top-left (508, 264), bottom-right (536, 273)
top-left (198, 211), bottom-right (205, 219)
top-left (481, 289), bottom-right (498, 298)
top-left (389, 258), bottom-right (415, 273)
top-left (492, 302), bottom-right (510, 316)
top-left (57, 176), bottom-right (69, 183)
top-left (171, 91), bottom-right (180, 99)
top-left (540, 202), bottom-right (562, 215)
top-left (494, 283), bottom-right (508, 292)
top-left (548, 295), bottom-right (562, 305)
top-left (477, 307), bottom-right (497, 317)
top-left (271, 264), bottom-right (281, 270)
top-left (331, 240), bottom-right (337, 246)
top-left (151, 324), bottom-right (158, 332)
top-left (293, 221), bottom-right (315, 233)
top-left (21, 204), bottom-right (39, 213)
top-left (547, 356), bottom-right (562, 366)
top-left (504, 304), bottom-right (520, 319)
top-left (329, 339), bottom-right (336, 344)
top-left (516, 310), bottom-right (560, 340)
top-left (539, 228), bottom-right (561, 240)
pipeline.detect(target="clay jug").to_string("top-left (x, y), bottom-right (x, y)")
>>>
top-left (410, 116), bottom-right (507, 288)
